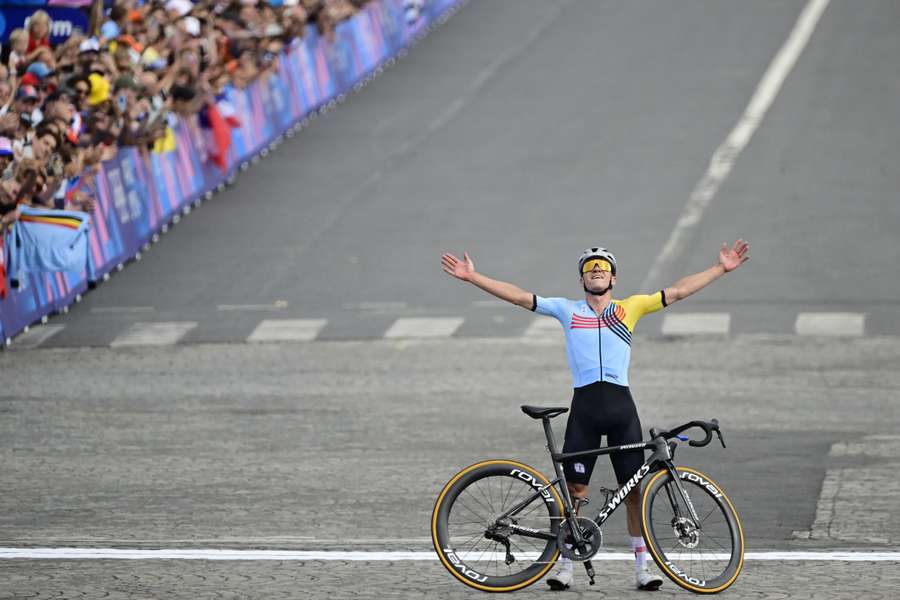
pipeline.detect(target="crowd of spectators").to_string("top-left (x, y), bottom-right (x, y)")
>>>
top-left (0, 0), bottom-right (373, 229)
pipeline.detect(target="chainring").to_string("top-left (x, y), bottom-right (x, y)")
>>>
top-left (557, 517), bottom-right (603, 561)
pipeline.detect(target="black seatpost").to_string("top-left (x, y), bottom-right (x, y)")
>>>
top-left (542, 417), bottom-right (560, 455)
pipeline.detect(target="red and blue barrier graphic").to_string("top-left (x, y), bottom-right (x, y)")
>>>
top-left (0, 0), bottom-right (465, 344)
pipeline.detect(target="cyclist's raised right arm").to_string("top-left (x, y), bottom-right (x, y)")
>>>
top-left (441, 252), bottom-right (534, 309)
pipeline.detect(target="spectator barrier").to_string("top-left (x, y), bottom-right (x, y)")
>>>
top-left (0, 0), bottom-right (464, 345)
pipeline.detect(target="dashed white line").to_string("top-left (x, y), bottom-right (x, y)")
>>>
top-left (662, 312), bottom-right (731, 335)
top-left (217, 302), bottom-right (288, 311)
top-left (522, 316), bottom-right (561, 338)
top-left (641, 0), bottom-right (831, 290)
top-left (795, 312), bottom-right (865, 336)
top-left (9, 325), bottom-right (65, 349)
top-left (342, 301), bottom-right (408, 311)
top-left (247, 319), bottom-right (327, 343)
top-left (383, 317), bottom-right (464, 339)
top-left (90, 306), bottom-right (155, 314)
top-left (110, 322), bottom-right (197, 347)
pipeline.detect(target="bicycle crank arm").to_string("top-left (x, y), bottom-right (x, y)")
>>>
top-left (583, 560), bottom-right (596, 585)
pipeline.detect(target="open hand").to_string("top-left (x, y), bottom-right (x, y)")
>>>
top-left (719, 239), bottom-right (750, 272)
top-left (441, 252), bottom-right (476, 282)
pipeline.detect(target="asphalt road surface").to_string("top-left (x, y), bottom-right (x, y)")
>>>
top-left (3, 0), bottom-right (899, 598)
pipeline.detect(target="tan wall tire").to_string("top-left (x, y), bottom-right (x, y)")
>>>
top-left (641, 466), bottom-right (744, 594)
top-left (432, 459), bottom-right (563, 592)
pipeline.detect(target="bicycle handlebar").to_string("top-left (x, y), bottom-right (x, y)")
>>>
top-left (652, 419), bottom-right (726, 448)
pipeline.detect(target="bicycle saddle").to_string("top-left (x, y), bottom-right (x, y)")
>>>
top-left (520, 405), bottom-right (569, 420)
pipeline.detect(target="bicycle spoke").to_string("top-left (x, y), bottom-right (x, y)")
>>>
top-left (700, 531), bottom-right (732, 553)
top-left (471, 480), bottom-right (496, 515)
top-left (503, 481), bottom-right (533, 516)
top-left (501, 475), bottom-right (516, 510)
top-left (454, 499), bottom-right (488, 524)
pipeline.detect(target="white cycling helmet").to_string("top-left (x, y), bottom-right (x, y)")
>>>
top-left (578, 247), bottom-right (617, 275)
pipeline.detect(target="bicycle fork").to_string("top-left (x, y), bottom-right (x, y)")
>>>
top-left (663, 463), bottom-right (702, 531)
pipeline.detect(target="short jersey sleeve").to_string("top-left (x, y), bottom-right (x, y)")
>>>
top-left (532, 295), bottom-right (569, 322)
top-left (618, 291), bottom-right (668, 331)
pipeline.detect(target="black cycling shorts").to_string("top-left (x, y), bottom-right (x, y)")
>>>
top-left (561, 381), bottom-right (644, 486)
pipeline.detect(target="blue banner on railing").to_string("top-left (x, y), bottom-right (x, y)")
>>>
top-left (0, 6), bottom-right (90, 45)
top-left (0, 0), bottom-right (465, 345)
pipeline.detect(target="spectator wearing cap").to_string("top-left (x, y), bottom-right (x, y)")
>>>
top-left (166, 0), bottom-right (194, 20)
top-left (86, 74), bottom-right (110, 108)
top-left (43, 91), bottom-right (76, 131)
top-left (15, 86), bottom-right (42, 128)
top-left (78, 37), bottom-right (100, 58)
top-left (26, 61), bottom-right (53, 81)
top-left (25, 62), bottom-right (58, 95)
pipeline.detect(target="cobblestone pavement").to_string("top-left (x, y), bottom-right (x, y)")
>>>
top-left (0, 559), bottom-right (897, 599)
top-left (2, 336), bottom-right (899, 598)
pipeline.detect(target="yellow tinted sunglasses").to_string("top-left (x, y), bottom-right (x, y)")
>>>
top-left (581, 259), bottom-right (612, 274)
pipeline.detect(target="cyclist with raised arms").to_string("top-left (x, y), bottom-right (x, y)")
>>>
top-left (440, 240), bottom-right (749, 591)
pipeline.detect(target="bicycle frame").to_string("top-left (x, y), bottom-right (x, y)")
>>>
top-left (497, 417), bottom-right (700, 544)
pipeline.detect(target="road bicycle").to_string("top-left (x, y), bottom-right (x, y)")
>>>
top-left (431, 405), bottom-right (744, 593)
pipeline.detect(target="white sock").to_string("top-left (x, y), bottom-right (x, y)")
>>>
top-left (631, 536), bottom-right (648, 572)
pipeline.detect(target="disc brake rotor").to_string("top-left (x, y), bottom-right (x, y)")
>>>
top-left (672, 517), bottom-right (700, 549)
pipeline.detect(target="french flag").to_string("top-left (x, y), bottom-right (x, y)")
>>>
top-left (198, 95), bottom-right (241, 171)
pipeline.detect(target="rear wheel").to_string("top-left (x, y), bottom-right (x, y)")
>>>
top-left (641, 466), bottom-right (744, 593)
top-left (431, 460), bottom-right (563, 592)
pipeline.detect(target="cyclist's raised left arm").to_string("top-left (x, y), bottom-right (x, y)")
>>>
top-left (663, 239), bottom-right (749, 305)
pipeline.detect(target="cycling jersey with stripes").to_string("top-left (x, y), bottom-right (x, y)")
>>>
top-left (532, 291), bottom-right (667, 388)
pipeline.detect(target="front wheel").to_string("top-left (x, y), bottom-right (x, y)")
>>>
top-left (641, 466), bottom-right (744, 593)
top-left (431, 459), bottom-right (563, 592)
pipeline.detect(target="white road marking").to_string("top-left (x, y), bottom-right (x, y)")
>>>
top-left (10, 325), bottom-right (65, 349)
top-left (110, 322), bottom-right (197, 347)
top-left (662, 313), bottom-right (731, 335)
top-left (247, 319), bottom-right (327, 343)
top-left (342, 301), bottom-right (408, 311)
top-left (795, 312), bottom-right (865, 336)
top-left (217, 303), bottom-right (288, 311)
top-left (90, 306), bottom-right (155, 314)
top-left (640, 0), bottom-right (831, 290)
top-left (1, 548), bottom-right (898, 561)
top-left (522, 316), bottom-right (561, 338)
top-left (383, 317), bottom-right (464, 338)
